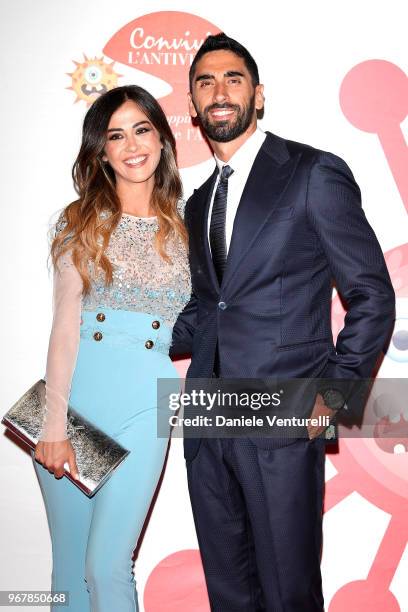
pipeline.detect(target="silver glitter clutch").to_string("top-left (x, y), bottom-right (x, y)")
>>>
top-left (1, 379), bottom-right (130, 497)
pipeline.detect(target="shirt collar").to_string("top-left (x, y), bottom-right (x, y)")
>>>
top-left (214, 126), bottom-right (266, 175)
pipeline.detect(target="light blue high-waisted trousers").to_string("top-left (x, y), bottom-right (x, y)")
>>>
top-left (31, 309), bottom-right (177, 612)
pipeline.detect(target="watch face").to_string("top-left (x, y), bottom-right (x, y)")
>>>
top-left (323, 389), bottom-right (345, 410)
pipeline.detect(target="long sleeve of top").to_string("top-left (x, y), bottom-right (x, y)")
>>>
top-left (39, 244), bottom-right (83, 442)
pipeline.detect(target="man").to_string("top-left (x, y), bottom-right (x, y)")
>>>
top-left (170, 33), bottom-right (395, 611)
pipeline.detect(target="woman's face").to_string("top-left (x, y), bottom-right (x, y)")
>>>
top-left (102, 99), bottom-right (163, 188)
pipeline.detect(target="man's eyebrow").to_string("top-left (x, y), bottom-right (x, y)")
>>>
top-left (195, 73), bottom-right (214, 83)
top-left (107, 120), bottom-right (151, 132)
top-left (225, 71), bottom-right (245, 78)
top-left (195, 70), bottom-right (245, 83)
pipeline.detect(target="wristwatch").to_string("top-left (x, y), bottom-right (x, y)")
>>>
top-left (321, 389), bottom-right (346, 411)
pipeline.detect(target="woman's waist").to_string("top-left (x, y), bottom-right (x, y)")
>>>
top-left (80, 308), bottom-right (172, 354)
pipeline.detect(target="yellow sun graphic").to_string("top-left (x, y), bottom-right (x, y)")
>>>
top-left (67, 54), bottom-right (122, 105)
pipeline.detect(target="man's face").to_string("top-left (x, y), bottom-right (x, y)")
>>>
top-left (188, 50), bottom-right (264, 143)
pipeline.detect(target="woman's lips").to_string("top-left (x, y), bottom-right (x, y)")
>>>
top-left (123, 155), bottom-right (148, 168)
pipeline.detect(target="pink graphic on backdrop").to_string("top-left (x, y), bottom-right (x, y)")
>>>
top-left (103, 12), bottom-right (220, 168)
top-left (340, 60), bottom-right (408, 213)
top-left (332, 59), bottom-right (408, 611)
top-left (328, 245), bottom-right (408, 612)
top-left (144, 550), bottom-right (209, 611)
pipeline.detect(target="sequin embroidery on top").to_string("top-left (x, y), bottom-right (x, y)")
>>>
top-left (80, 200), bottom-right (191, 329)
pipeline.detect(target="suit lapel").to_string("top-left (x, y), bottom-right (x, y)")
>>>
top-left (221, 133), bottom-right (301, 293)
top-left (190, 132), bottom-right (301, 296)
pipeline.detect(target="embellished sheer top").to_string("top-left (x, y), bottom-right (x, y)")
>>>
top-left (39, 201), bottom-right (191, 442)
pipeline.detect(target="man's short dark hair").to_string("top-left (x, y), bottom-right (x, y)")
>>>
top-left (189, 32), bottom-right (260, 91)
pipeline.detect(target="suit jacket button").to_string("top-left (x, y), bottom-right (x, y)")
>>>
top-left (93, 332), bottom-right (103, 341)
top-left (218, 301), bottom-right (227, 310)
top-left (152, 320), bottom-right (160, 329)
top-left (96, 312), bottom-right (105, 322)
top-left (145, 339), bottom-right (154, 349)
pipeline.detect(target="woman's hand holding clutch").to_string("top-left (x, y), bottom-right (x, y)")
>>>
top-left (34, 439), bottom-right (79, 480)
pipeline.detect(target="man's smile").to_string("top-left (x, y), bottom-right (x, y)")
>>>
top-left (210, 108), bottom-right (236, 120)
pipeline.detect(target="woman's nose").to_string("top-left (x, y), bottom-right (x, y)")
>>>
top-left (125, 134), bottom-right (138, 151)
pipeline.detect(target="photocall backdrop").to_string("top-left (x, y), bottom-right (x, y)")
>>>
top-left (1, 1), bottom-right (407, 610)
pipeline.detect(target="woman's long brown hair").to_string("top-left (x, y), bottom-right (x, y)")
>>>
top-left (51, 85), bottom-right (188, 294)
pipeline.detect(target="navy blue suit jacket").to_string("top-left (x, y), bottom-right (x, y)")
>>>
top-left (170, 131), bottom-right (395, 460)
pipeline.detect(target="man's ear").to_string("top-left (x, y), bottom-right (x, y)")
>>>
top-left (255, 84), bottom-right (265, 111)
top-left (188, 92), bottom-right (198, 118)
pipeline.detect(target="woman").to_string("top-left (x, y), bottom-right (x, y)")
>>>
top-left (32, 85), bottom-right (191, 612)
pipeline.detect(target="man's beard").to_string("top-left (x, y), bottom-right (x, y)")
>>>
top-left (196, 94), bottom-right (256, 142)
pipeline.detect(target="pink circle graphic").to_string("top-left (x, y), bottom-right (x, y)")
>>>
top-left (340, 60), bottom-right (408, 133)
top-left (330, 580), bottom-right (400, 612)
top-left (340, 59), bottom-right (408, 214)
